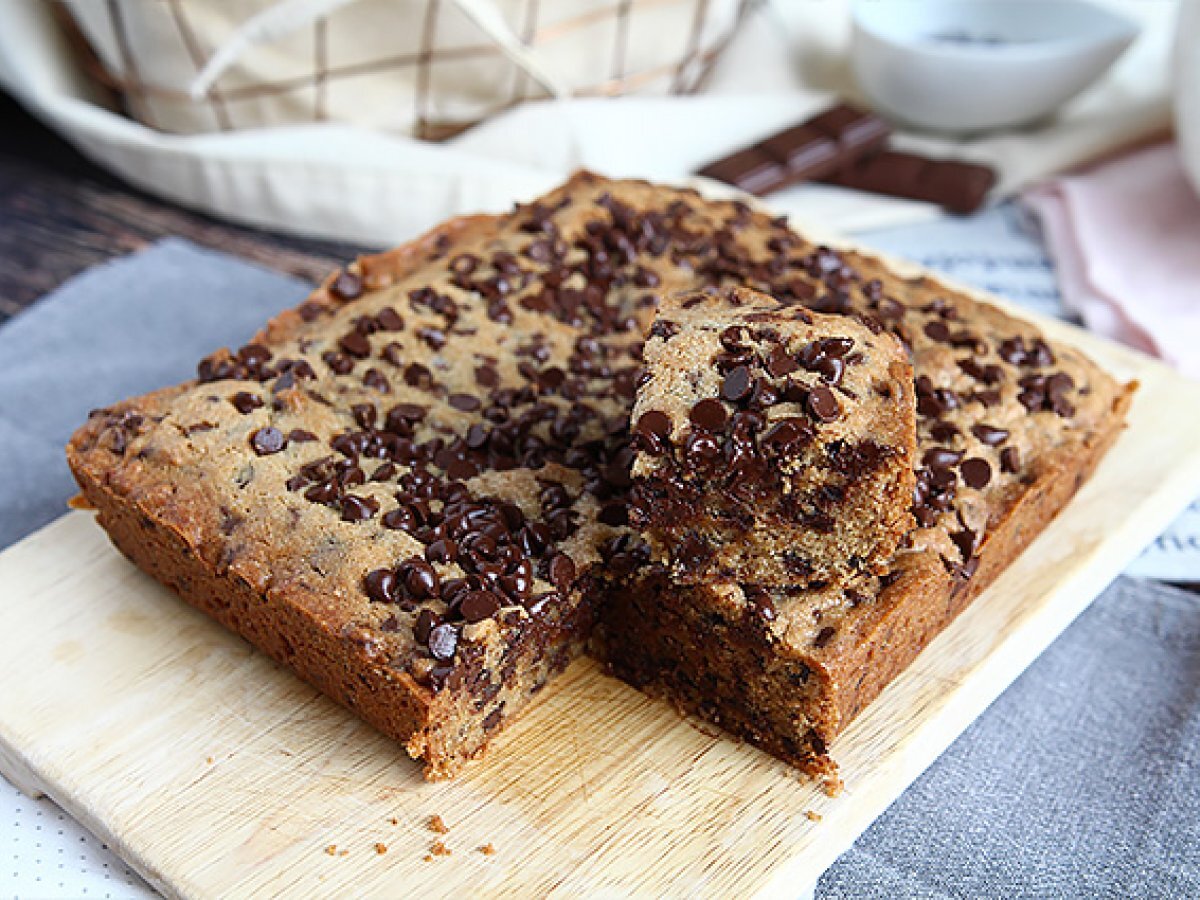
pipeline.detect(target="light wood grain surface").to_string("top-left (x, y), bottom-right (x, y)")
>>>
top-left (1, 287), bottom-right (1199, 898)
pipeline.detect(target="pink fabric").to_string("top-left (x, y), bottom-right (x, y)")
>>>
top-left (1025, 142), bottom-right (1200, 378)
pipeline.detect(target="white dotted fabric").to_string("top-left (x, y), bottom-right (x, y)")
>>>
top-left (1, 774), bottom-right (154, 899)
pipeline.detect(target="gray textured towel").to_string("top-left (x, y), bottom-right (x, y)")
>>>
top-left (0, 241), bottom-right (1195, 898)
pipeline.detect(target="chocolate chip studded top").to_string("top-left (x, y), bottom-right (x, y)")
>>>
top-left (69, 171), bottom-right (1130, 699)
top-left (630, 286), bottom-right (917, 586)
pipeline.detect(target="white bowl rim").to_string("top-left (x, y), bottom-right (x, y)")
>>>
top-left (851, 0), bottom-right (1139, 63)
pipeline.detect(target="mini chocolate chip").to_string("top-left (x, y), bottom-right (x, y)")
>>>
top-left (929, 422), bottom-right (960, 443)
top-left (250, 427), bottom-right (286, 455)
top-left (414, 608), bottom-right (438, 644)
top-left (806, 386), bottom-right (840, 423)
top-left (340, 494), bottom-right (379, 521)
top-left (820, 337), bottom-right (854, 358)
top-left (1000, 446), bottom-right (1021, 474)
top-left (689, 398), bottom-right (728, 432)
top-left (363, 568), bottom-right (398, 603)
top-left (814, 626), bottom-right (836, 648)
top-left (401, 557), bottom-right (440, 599)
top-left (382, 507), bottom-right (416, 531)
top-left (375, 307), bottom-right (404, 331)
top-left (721, 365), bottom-right (753, 402)
top-left (923, 447), bottom-right (964, 469)
top-left (427, 623), bottom-right (458, 661)
top-left (684, 430), bottom-right (722, 471)
top-left (762, 418), bottom-right (812, 453)
top-left (970, 424), bottom-right (1009, 446)
top-left (635, 410), bottom-right (672, 453)
top-left (547, 552), bottom-right (577, 590)
top-left (924, 321), bottom-right (951, 342)
top-left (460, 591), bottom-right (502, 623)
top-left (230, 392), bottom-right (263, 414)
top-left (448, 393), bottom-right (481, 412)
top-left (339, 331), bottom-right (372, 358)
top-left (960, 457), bottom-right (992, 489)
top-left (330, 271), bottom-right (362, 300)
top-left (767, 344), bottom-right (798, 377)
top-left (351, 403), bottom-right (377, 429)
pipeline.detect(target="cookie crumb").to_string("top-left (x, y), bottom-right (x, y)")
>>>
top-left (338, 849), bottom-right (349, 857)
top-left (805, 810), bottom-right (822, 822)
top-left (324, 845), bottom-right (337, 856)
top-left (428, 814), bottom-right (449, 835)
top-left (374, 843), bottom-right (388, 855)
top-left (430, 840), bottom-right (451, 857)
top-left (205, 757), bottom-right (214, 765)
top-left (389, 817), bottom-right (399, 826)
top-left (480, 843), bottom-right (496, 856)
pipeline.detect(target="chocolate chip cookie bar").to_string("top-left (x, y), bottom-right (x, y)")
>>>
top-left (68, 172), bottom-right (1131, 782)
top-left (630, 286), bottom-right (916, 586)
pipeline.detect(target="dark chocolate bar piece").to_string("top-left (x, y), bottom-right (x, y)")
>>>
top-left (696, 103), bottom-right (891, 197)
top-left (825, 150), bottom-right (996, 214)
top-left (696, 147), bottom-right (786, 197)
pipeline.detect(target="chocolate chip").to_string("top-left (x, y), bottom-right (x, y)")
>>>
top-left (230, 392), bottom-right (263, 414)
top-left (330, 271), bottom-right (362, 300)
top-left (634, 410), bottom-right (672, 454)
top-left (1000, 446), bottom-right (1020, 474)
top-left (814, 626), bottom-right (836, 648)
top-left (340, 494), bottom-right (379, 521)
top-left (806, 386), bottom-right (840, 423)
top-left (762, 418), bottom-right (812, 453)
top-left (721, 366), bottom-right (753, 402)
top-left (929, 422), bottom-right (960, 443)
top-left (351, 403), bottom-right (377, 429)
top-left (923, 447), bottom-right (963, 469)
top-left (689, 398), bottom-right (728, 432)
top-left (363, 568), bottom-right (398, 603)
top-left (684, 430), bottom-right (722, 471)
top-left (362, 368), bottom-right (390, 392)
top-left (546, 552), bottom-right (576, 590)
top-left (339, 331), bottom-right (372, 359)
top-left (460, 591), bottom-right (502, 623)
top-left (401, 557), bottom-right (440, 599)
top-left (375, 307), bottom-right (404, 331)
top-left (598, 503), bottom-right (628, 527)
top-left (427, 623), bottom-right (458, 661)
top-left (924, 321), bottom-right (951, 342)
top-left (745, 586), bottom-right (777, 621)
top-left (960, 457), bottom-right (992, 489)
top-left (414, 608), bottom-right (438, 644)
top-left (767, 344), bottom-right (799, 377)
top-left (970, 424), bottom-right (1009, 446)
top-left (250, 427), bottom-right (286, 455)
top-left (448, 393), bottom-right (480, 412)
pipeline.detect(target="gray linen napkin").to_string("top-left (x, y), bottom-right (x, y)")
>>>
top-left (0, 241), bottom-right (1196, 897)
top-left (0, 239), bottom-right (310, 549)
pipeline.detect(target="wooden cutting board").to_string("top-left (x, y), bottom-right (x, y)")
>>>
top-left (2, 298), bottom-right (1199, 899)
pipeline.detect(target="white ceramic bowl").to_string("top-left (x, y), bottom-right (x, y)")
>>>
top-left (851, 0), bottom-right (1139, 134)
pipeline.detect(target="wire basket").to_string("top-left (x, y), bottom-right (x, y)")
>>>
top-left (59, 0), bottom-right (750, 141)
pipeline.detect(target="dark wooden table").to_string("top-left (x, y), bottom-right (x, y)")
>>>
top-left (0, 90), bottom-right (368, 323)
